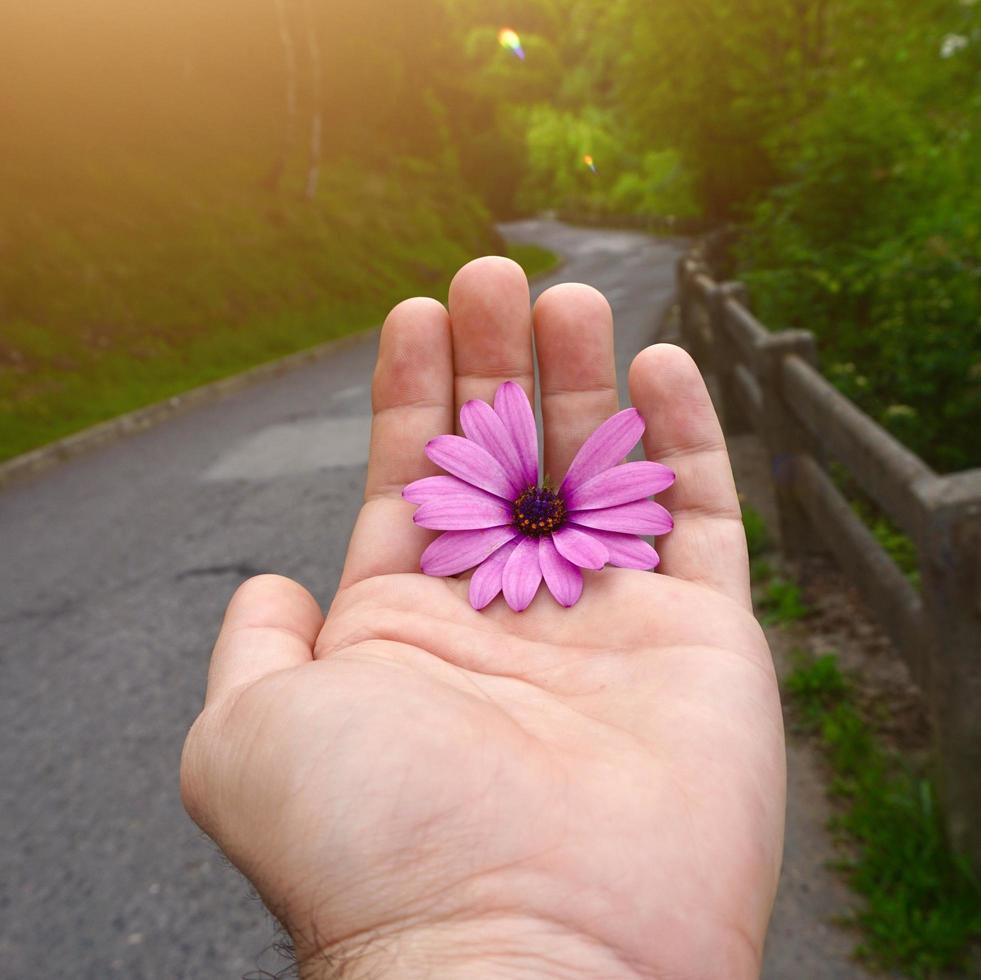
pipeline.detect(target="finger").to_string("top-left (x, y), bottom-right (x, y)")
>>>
top-left (533, 283), bottom-right (619, 482)
top-left (205, 574), bottom-right (323, 706)
top-left (340, 298), bottom-right (454, 587)
top-left (628, 344), bottom-right (750, 608)
top-left (448, 256), bottom-right (535, 414)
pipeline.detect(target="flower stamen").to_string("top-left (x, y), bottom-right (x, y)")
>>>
top-left (513, 486), bottom-right (566, 538)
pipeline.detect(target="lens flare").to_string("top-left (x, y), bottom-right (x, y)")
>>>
top-left (583, 154), bottom-right (597, 173)
top-left (498, 27), bottom-right (525, 60)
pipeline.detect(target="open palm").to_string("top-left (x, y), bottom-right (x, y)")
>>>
top-left (181, 258), bottom-right (785, 979)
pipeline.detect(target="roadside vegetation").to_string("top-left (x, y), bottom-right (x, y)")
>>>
top-left (0, 1), bottom-right (569, 462)
top-left (0, 167), bottom-right (551, 462)
top-left (3, 1), bottom-right (976, 472)
top-left (505, 1), bottom-right (980, 473)
top-left (506, 243), bottom-right (561, 281)
top-left (786, 651), bottom-right (981, 976)
top-left (829, 463), bottom-right (922, 588)
top-left (743, 503), bottom-right (981, 975)
top-left (0, 164), bottom-right (494, 461)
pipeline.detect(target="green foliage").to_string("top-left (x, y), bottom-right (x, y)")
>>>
top-left (786, 651), bottom-right (850, 729)
top-left (444, 2), bottom-right (567, 217)
top-left (733, 1), bottom-right (981, 473)
top-left (758, 578), bottom-right (810, 625)
top-left (610, 0), bottom-right (800, 219)
top-left (506, 243), bottom-right (560, 280)
top-left (867, 519), bottom-right (920, 590)
top-left (606, 150), bottom-right (697, 221)
top-left (0, 0), bottom-right (507, 458)
top-left (519, 105), bottom-right (621, 214)
top-left (3, 0), bottom-right (978, 474)
top-left (827, 464), bottom-right (921, 587)
top-left (785, 652), bottom-right (981, 975)
top-left (519, 103), bottom-right (696, 219)
top-left (741, 503), bottom-right (770, 560)
top-left (741, 74), bottom-right (981, 472)
top-left (0, 159), bottom-right (495, 461)
top-left (557, 0), bottom-right (980, 472)
top-left (854, 505), bottom-right (921, 589)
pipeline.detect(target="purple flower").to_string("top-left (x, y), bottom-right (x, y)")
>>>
top-left (403, 381), bottom-right (675, 611)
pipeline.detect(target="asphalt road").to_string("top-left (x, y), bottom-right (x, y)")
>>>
top-left (1, 220), bottom-right (683, 978)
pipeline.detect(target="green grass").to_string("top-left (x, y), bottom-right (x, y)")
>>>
top-left (828, 463), bottom-right (921, 588)
top-left (758, 577), bottom-right (810, 625)
top-left (742, 502), bottom-right (810, 624)
top-left (507, 242), bottom-right (560, 280)
top-left (742, 502), bottom-right (777, 584)
top-left (742, 501), bottom-right (981, 972)
top-left (785, 651), bottom-right (851, 727)
top-left (742, 502), bottom-right (770, 559)
top-left (785, 652), bottom-right (981, 976)
top-left (0, 157), bottom-right (509, 463)
top-left (0, 159), bottom-right (563, 465)
top-left (853, 498), bottom-right (921, 589)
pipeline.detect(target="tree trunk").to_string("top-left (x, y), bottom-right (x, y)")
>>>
top-left (302, 0), bottom-right (322, 201)
top-left (264, 0), bottom-right (298, 192)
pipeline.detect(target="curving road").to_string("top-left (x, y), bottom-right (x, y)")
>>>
top-left (0, 221), bottom-right (683, 978)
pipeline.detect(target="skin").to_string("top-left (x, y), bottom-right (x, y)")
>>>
top-left (180, 257), bottom-right (786, 979)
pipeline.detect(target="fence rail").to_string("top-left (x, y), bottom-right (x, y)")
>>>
top-left (677, 253), bottom-right (981, 870)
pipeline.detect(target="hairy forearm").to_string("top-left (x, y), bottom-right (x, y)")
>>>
top-left (298, 917), bottom-right (649, 980)
top-left (295, 913), bottom-right (761, 980)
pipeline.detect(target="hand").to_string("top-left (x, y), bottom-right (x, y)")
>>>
top-left (180, 258), bottom-right (785, 980)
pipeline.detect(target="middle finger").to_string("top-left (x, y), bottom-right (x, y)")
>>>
top-left (448, 256), bottom-right (535, 419)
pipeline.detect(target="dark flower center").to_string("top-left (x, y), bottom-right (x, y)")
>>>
top-left (512, 486), bottom-right (566, 538)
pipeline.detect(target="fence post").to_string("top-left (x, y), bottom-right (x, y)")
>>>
top-left (756, 330), bottom-right (821, 556)
top-left (916, 470), bottom-right (981, 872)
top-left (676, 256), bottom-right (693, 350)
top-left (710, 282), bottom-right (751, 435)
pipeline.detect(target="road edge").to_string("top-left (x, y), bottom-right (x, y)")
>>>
top-left (0, 257), bottom-right (569, 491)
top-left (0, 328), bottom-right (377, 490)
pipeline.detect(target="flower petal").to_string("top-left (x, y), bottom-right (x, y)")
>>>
top-left (551, 525), bottom-right (609, 569)
top-left (460, 399), bottom-right (524, 493)
top-left (403, 475), bottom-right (502, 505)
top-left (413, 495), bottom-right (513, 530)
top-left (421, 526), bottom-right (519, 577)
top-left (494, 381), bottom-right (539, 488)
top-left (580, 529), bottom-right (660, 570)
top-left (468, 538), bottom-right (520, 610)
top-left (569, 500), bottom-right (674, 536)
top-left (559, 408), bottom-right (645, 496)
top-left (564, 460), bottom-right (675, 510)
top-left (425, 435), bottom-right (516, 499)
top-left (539, 536), bottom-right (583, 607)
top-left (502, 536), bottom-right (543, 611)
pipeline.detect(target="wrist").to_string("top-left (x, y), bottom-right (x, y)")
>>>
top-left (296, 914), bottom-right (645, 979)
top-left (295, 912), bottom-right (760, 980)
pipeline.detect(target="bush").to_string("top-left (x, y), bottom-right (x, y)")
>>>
top-left (740, 81), bottom-right (981, 473)
top-left (518, 105), bottom-right (696, 221)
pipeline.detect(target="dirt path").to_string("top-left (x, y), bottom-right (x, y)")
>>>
top-left (729, 434), bottom-right (880, 979)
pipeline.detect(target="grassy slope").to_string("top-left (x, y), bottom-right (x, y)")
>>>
top-left (0, 156), bottom-right (556, 463)
top-left (505, 242), bottom-right (561, 280)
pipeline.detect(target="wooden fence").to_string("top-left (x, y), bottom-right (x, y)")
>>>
top-left (677, 254), bottom-right (981, 869)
